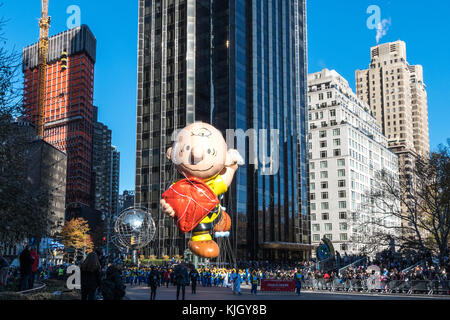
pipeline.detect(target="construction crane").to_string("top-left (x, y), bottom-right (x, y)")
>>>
top-left (37, 0), bottom-right (51, 138)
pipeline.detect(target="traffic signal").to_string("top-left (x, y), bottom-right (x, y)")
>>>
top-left (130, 236), bottom-right (134, 245)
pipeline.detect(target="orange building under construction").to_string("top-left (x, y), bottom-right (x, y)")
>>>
top-left (22, 25), bottom-right (97, 209)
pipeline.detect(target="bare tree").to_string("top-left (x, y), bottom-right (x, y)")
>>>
top-left (356, 142), bottom-right (450, 259)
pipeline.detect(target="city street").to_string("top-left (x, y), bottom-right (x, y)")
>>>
top-left (125, 284), bottom-right (450, 301)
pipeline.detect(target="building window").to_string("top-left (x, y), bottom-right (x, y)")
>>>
top-left (311, 182), bottom-right (315, 190)
top-left (338, 180), bottom-right (346, 187)
top-left (321, 212), bottom-right (329, 220)
top-left (333, 128), bottom-right (340, 136)
top-left (338, 169), bottom-right (346, 177)
top-left (338, 190), bottom-right (346, 198)
top-left (320, 140), bottom-right (327, 148)
top-left (320, 171), bottom-right (328, 179)
top-left (311, 213), bottom-right (316, 221)
top-left (312, 224), bottom-right (320, 232)
top-left (321, 181), bottom-right (328, 189)
top-left (333, 139), bottom-right (341, 146)
top-left (321, 192), bottom-right (329, 199)
top-left (319, 130), bottom-right (327, 138)
top-left (310, 172), bottom-right (315, 180)
top-left (339, 212), bottom-right (347, 219)
top-left (320, 151), bottom-right (327, 158)
top-left (324, 234), bottom-right (333, 241)
top-left (340, 233), bottom-right (348, 241)
top-left (330, 109), bottom-right (336, 117)
top-left (310, 162), bottom-right (315, 170)
top-left (325, 223), bottom-right (333, 231)
top-left (313, 234), bottom-right (320, 242)
top-left (334, 149), bottom-right (341, 156)
top-left (339, 201), bottom-right (347, 209)
top-left (320, 161), bottom-right (328, 168)
top-left (310, 193), bottom-right (316, 200)
top-left (311, 203), bottom-right (316, 211)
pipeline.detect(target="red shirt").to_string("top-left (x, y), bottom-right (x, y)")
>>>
top-left (30, 250), bottom-right (39, 273)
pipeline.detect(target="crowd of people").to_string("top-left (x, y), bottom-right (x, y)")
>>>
top-left (119, 262), bottom-right (307, 298)
top-left (2, 245), bottom-right (449, 298)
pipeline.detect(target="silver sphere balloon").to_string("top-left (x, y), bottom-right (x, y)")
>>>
top-left (112, 207), bottom-right (156, 250)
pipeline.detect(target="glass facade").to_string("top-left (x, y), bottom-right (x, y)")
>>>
top-left (136, 0), bottom-right (310, 261)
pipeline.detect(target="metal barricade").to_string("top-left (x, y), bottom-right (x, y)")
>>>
top-left (303, 278), bottom-right (450, 296)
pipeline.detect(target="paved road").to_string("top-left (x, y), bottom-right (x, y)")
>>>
top-left (125, 284), bottom-right (450, 300)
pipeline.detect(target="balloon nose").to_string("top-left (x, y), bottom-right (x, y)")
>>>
top-left (190, 147), bottom-right (204, 165)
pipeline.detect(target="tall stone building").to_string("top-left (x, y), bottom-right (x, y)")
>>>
top-left (135, 0), bottom-right (310, 261)
top-left (308, 69), bottom-right (400, 254)
top-left (355, 40), bottom-right (430, 159)
top-left (355, 41), bottom-right (430, 238)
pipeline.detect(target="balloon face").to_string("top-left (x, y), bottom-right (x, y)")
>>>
top-left (169, 122), bottom-right (228, 179)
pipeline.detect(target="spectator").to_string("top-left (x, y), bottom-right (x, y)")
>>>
top-left (148, 266), bottom-right (159, 300)
top-left (189, 267), bottom-right (199, 294)
top-left (80, 252), bottom-right (102, 300)
top-left (19, 246), bottom-right (34, 291)
top-left (0, 253), bottom-right (9, 287)
top-left (174, 262), bottom-right (189, 300)
top-left (101, 264), bottom-right (126, 300)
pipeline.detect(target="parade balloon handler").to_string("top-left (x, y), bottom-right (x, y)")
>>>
top-left (161, 122), bottom-right (244, 259)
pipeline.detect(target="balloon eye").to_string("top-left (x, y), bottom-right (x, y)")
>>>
top-left (207, 149), bottom-right (212, 154)
top-left (186, 145), bottom-right (190, 151)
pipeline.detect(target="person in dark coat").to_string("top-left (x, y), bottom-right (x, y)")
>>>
top-left (101, 264), bottom-right (126, 300)
top-left (80, 252), bottom-right (102, 300)
top-left (19, 246), bottom-right (34, 291)
top-left (189, 267), bottom-right (199, 294)
top-left (174, 262), bottom-right (189, 300)
top-left (148, 266), bottom-right (159, 300)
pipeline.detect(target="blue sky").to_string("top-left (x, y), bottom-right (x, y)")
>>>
top-left (2, 0), bottom-right (449, 193)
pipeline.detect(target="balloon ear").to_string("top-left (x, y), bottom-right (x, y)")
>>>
top-left (166, 147), bottom-right (173, 160)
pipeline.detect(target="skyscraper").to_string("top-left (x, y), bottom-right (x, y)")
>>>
top-left (92, 106), bottom-right (113, 215)
top-left (135, 0), bottom-right (310, 261)
top-left (23, 25), bottom-right (97, 212)
top-left (355, 41), bottom-right (430, 237)
top-left (355, 40), bottom-right (430, 159)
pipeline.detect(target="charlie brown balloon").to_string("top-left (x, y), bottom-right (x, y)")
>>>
top-left (161, 122), bottom-right (244, 258)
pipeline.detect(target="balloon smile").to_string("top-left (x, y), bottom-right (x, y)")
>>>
top-left (181, 164), bottom-right (214, 172)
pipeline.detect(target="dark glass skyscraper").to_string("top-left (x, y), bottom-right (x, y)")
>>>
top-left (136, 0), bottom-right (310, 261)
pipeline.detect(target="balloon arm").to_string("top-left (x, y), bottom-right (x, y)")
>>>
top-left (222, 149), bottom-right (244, 187)
top-left (221, 166), bottom-right (238, 188)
